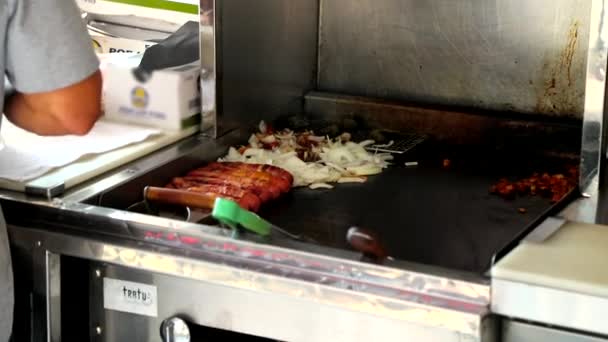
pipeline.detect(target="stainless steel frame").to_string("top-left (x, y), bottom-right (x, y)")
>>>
top-left (2, 0), bottom-right (608, 341)
top-left (502, 320), bottom-right (608, 342)
top-left (489, 2), bottom-right (608, 338)
top-left (493, 277), bottom-right (608, 337)
top-left (579, 0), bottom-right (608, 192)
top-left (7, 200), bottom-right (493, 341)
top-left (0, 127), bottom-right (602, 341)
top-left (199, 0), bottom-right (219, 137)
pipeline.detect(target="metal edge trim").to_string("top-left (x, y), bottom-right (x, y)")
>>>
top-left (25, 183), bottom-right (65, 200)
top-left (579, 0), bottom-right (608, 191)
top-left (521, 217), bottom-right (567, 244)
top-left (6, 197), bottom-right (490, 309)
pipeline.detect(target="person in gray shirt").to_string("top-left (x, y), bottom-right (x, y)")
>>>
top-left (0, 0), bottom-right (102, 340)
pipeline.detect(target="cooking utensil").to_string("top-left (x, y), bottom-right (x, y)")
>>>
top-left (346, 226), bottom-right (393, 264)
top-left (142, 186), bottom-right (315, 243)
top-left (364, 131), bottom-right (427, 154)
top-left (144, 186), bottom-right (216, 211)
top-left (212, 197), bottom-right (317, 243)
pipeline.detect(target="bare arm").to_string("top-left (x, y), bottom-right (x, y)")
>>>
top-left (5, 0), bottom-right (102, 136)
top-left (4, 70), bottom-right (102, 136)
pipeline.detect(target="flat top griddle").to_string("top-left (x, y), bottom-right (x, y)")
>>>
top-left (88, 129), bottom-right (580, 276)
top-left (254, 141), bottom-right (579, 274)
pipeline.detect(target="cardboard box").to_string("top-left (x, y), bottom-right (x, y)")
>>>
top-left (101, 59), bottom-right (201, 132)
top-left (76, 0), bottom-right (198, 30)
top-left (78, 0), bottom-right (198, 56)
top-left (90, 33), bottom-right (156, 55)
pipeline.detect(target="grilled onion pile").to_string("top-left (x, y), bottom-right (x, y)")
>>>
top-left (219, 121), bottom-right (394, 189)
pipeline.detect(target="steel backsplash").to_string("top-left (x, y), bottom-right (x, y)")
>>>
top-left (203, 0), bottom-right (607, 193)
top-left (207, 0), bottom-right (320, 136)
top-left (317, 0), bottom-right (591, 119)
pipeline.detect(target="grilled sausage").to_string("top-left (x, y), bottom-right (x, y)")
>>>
top-left (155, 161), bottom-right (294, 213)
top-left (171, 175), bottom-right (275, 202)
top-left (186, 168), bottom-right (287, 197)
top-left (204, 162), bottom-right (293, 189)
top-left (185, 175), bottom-right (275, 202)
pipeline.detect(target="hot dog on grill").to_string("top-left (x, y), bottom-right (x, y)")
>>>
top-left (187, 167), bottom-right (290, 194)
top-left (171, 175), bottom-right (275, 202)
top-left (152, 161), bottom-right (293, 213)
top-left (208, 162), bottom-right (294, 185)
top-left (182, 170), bottom-right (284, 199)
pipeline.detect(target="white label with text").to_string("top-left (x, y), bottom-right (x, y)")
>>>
top-left (103, 278), bottom-right (158, 317)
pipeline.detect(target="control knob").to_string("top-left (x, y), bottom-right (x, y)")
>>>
top-left (160, 316), bottom-right (191, 342)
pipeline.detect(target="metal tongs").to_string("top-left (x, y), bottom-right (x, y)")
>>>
top-left (142, 186), bottom-right (316, 243)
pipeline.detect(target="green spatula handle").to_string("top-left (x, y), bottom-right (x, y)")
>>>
top-left (211, 197), bottom-right (272, 236)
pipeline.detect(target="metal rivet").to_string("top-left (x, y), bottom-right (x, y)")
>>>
top-left (96, 326), bottom-right (102, 335)
top-left (95, 269), bottom-right (101, 278)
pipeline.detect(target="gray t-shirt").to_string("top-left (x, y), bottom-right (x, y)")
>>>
top-left (0, 0), bottom-right (99, 340)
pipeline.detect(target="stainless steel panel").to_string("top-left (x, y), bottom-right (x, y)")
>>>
top-left (92, 263), bottom-right (489, 342)
top-left (8, 223), bottom-right (492, 342)
top-left (579, 0), bottom-right (608, 190)
top-left (218, 0), bottom-right (319, 132)
top-left (521, 217), bottom-right (566, 243)
top-left (557, 172), bottom-right (600, 224)
top-left (15, 238), bottom-right (56, 342)
top-left (200, 0), bottom-right (219, 136)
top-left (47, 252), bottom-right (62, 342)
top-left (304, 91), bottom-right (583, 145)
top-left (492, 278), bottom-right (608, 337)
top-left (318, 0), bottom-right (591, 118)
top-left (502, 320), bottom-right (608, 342)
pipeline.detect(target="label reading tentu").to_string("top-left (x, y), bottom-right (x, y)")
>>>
top-left (103, 278), bottom-right (158, 317)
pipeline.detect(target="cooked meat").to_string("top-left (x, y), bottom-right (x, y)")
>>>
top-left (490, 166), bottom-right (578, 203)
top-left (159, 161), bottom-right (294, 213)
top-left (206, 162), bottom-right (294, 187)
top-left (442, 159), bottom-right (451, 169)
top-left (188, 164), bottom-right (291, 194)
top-left (490, 178), bottom-right (517, 200)
top-left (172, 175), bottom-right (276, 202)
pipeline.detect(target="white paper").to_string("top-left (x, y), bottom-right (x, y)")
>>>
top-left (0, 119), bottom-right (161, 182)
top-left (0, 145), bottom-right (52, 181)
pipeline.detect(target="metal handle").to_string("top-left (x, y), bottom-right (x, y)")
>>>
top-left (160, 316), bottom-right (191, 342)
top-left (346, 226), bottom-right (389, 264)
top-left (144, 186), bottom-right (216, 211)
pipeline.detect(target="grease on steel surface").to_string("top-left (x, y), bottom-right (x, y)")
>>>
top-left (537, 21), bottom-right (584, 117)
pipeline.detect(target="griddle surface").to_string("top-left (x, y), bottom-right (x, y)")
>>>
top-left (258, 146), bottom-right (578, 274)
